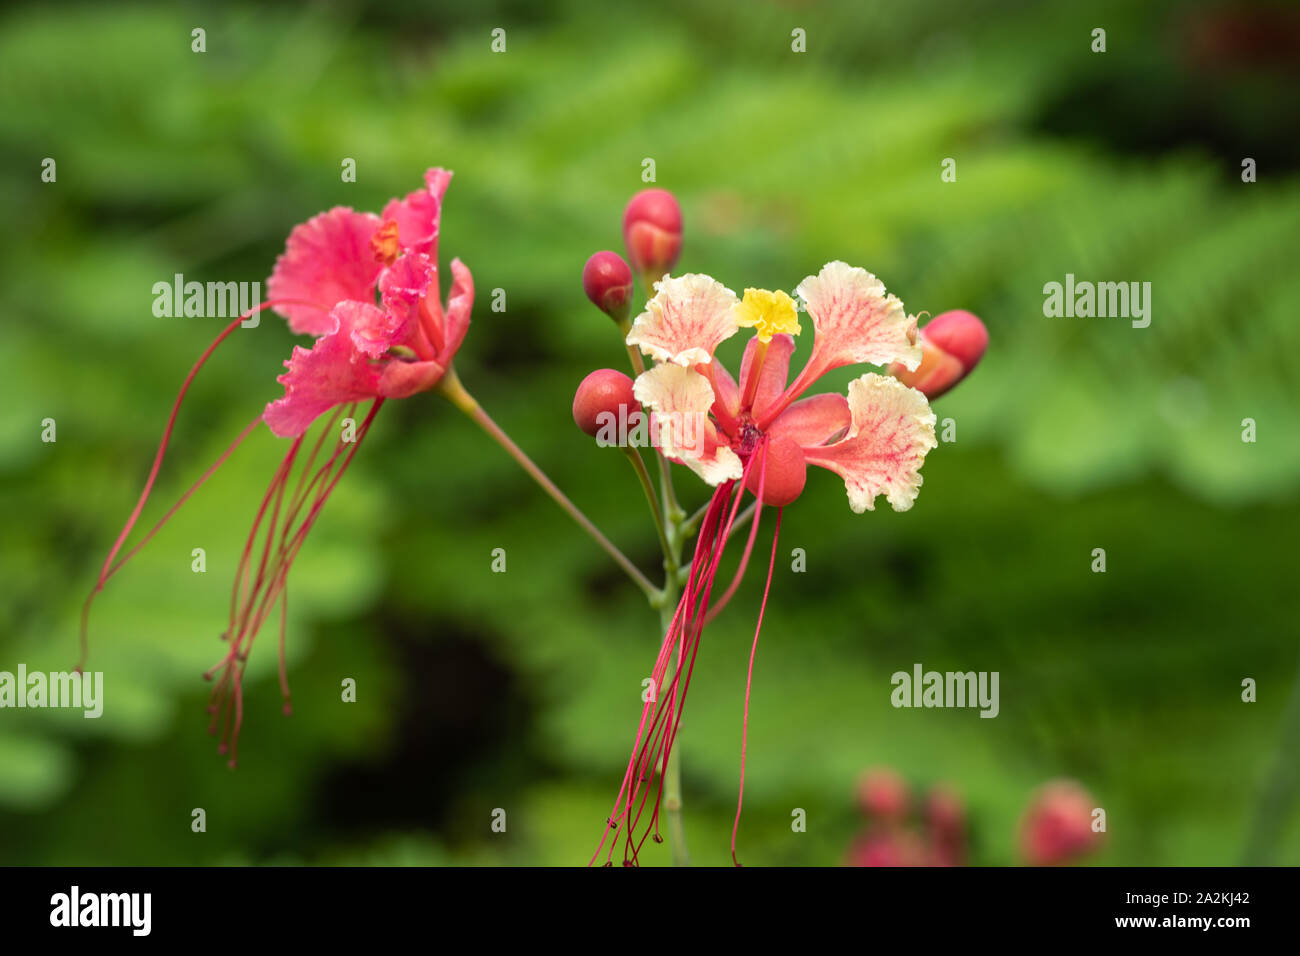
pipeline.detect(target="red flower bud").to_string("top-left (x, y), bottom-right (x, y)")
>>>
top-left (582, 251), bottom-right (634, 323)
top-left (573, 369), bottom-right (639, 439)
top-left (622, 188), bottom-right (683, 281)
top-left (1018, 779), bottom-right (1102, 866)
top-left (890, 309), bottom-right (988, 400)
top-left (857, 767), bottom-right (910, 821)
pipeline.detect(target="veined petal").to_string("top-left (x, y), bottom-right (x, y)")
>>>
top-left (776, 262), bottom-right (921, 416)
top-left (632, 363), bottom-right (716, 462)
top-left (626, 273), bottom-right (740, 366)
top-left (380, 167), bottom-right (452, 259)
top-left (262, 303), bottom-right (384, 438)
top-left (767, 392), bottom-right (851, 448)
top-left (802, 374), bottom-right (937, 513)
top-left (267, 208), bottom-right (384, 336)
top-left (378, 358), bottom-right (446, 398)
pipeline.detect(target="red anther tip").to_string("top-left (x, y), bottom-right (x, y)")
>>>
top-left (227, 759), bottom-right (238, 770)
top-left (282, 703), bottom-right (293, 717)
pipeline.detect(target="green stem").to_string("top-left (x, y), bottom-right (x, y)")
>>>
top-left (682, 500), bottom-right (711, 537)
top-left (623, 447), bottom-right (670, 561)
top-left (617, 317), bottom-right (647, 378)
top-left (439, 370), bottom-right (659, 601)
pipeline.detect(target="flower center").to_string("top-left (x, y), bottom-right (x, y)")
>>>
top-left (370, 219), bottom-right (402, 266)
top-left (738, 422), bottom-right (763, 458)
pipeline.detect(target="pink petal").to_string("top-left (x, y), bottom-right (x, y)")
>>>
top-left (355, 254), bottom-right (435, 358)
top-left (802, 374), bottom-right (937, 513)
top-left (708, 360), bottom-right (740, 426)
top-left (738, 332), bottom-right (795, 420)
top-left (267, 207), bottom-right (384, 336)
top-left (440, 258), bottom-right (475, 360)
top-left (380, 167), bottom-right (452, 259)
top-left (378, 358), bottom-right (447, 398)
top-left (767, 392), bottom-right (851, 448)
top-left (262, 302), bottom-right (384, 438)
top-left (626, 273), bottom-right (739, 366)
top-left (768, 262), bottom-right (921, 423)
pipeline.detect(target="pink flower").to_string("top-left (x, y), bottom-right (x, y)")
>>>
top-left (82, 169), bottom-right (473, 767)
top-left (595, 262), bottom-right (947, 866)
top-left (264, 168), bottom-right (475, 437)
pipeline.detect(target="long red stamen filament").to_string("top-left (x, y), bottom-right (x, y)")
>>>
top-left (230, 438), bottom-right (301, 640)
top-left (278, 590), bottom-right (292, 715)
top-left (593, 449), bottom-right (765, 866)
top-left (592, 487), bottom-right (728, 865)
top-left (206, 399), bottom-right (385, 765)
top-left (79, 297), bottom-right (327, 671)
top-left (103, 415), bottom-right (262, 581)
top-left (732, 501), bottom-right (782, 867)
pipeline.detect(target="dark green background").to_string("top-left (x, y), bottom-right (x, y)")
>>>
top-left (1, 0), bottom-right (1297, 865)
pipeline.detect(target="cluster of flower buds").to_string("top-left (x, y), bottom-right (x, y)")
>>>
top-left (575, 188), bottom-right (685, 437)
top-left (582, 188), bottom-right (683, 324)
top-left (848, 769), bottom-right (1103, 866)
top-left (847, 768), bottom-right (968, 867)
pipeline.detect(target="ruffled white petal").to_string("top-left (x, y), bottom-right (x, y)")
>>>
top-left (632, 363), bottom-right (714, 460)
top-left (626, 273), bottom-right (740, 366)
top-left (802, 373), bottom-right (937, 513)
top-left (795, 261), bottom-right (922, 378)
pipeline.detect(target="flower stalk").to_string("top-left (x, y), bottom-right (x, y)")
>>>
top-left (438, 369), bottom-right (659, 601)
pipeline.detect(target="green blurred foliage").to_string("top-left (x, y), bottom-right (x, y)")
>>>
top-left (0, 0), bottom-right (1297, 865)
